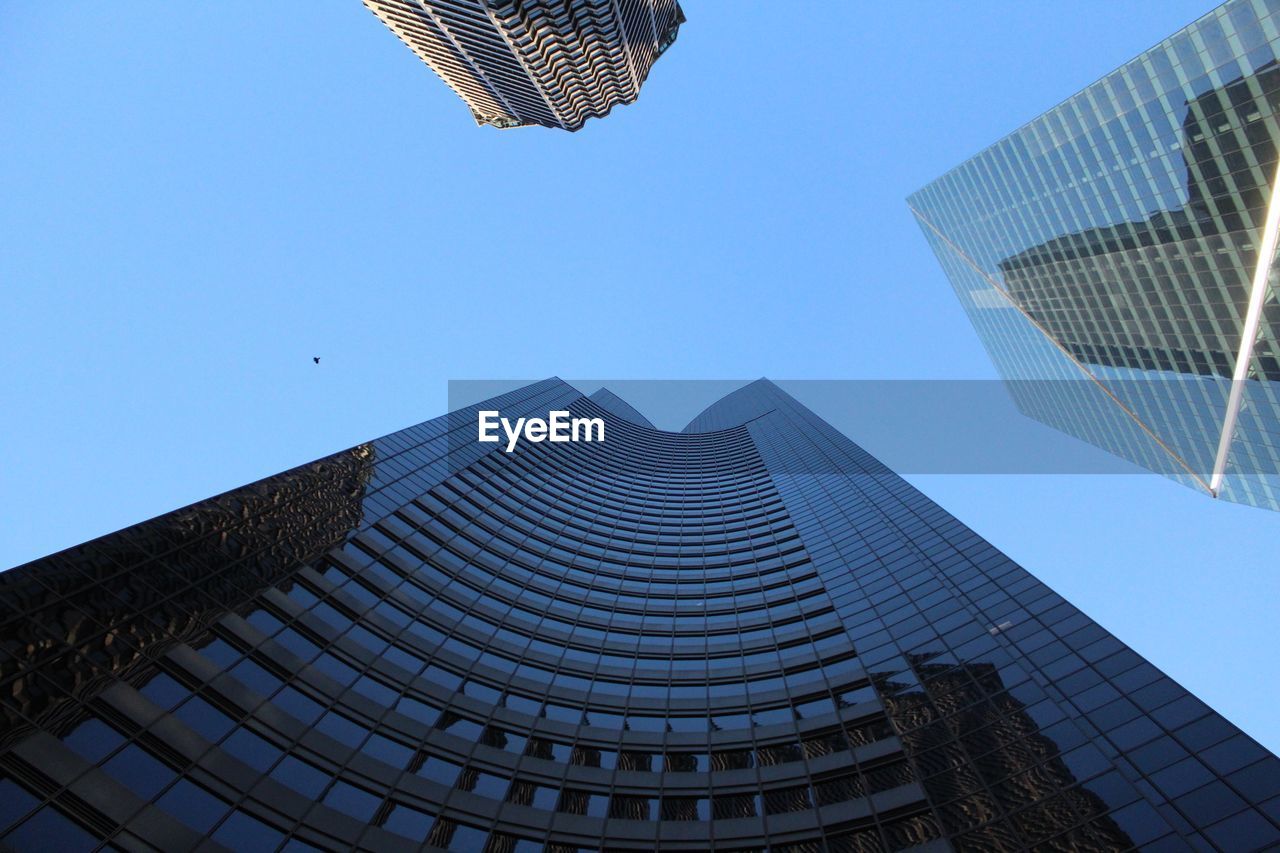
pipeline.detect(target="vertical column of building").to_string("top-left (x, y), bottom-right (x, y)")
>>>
top-left (738, 380), bottom-right (1280, 848)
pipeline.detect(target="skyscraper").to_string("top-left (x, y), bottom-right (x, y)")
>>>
top-left (909, 0), bottom-right (1280, 510)
top-left (1, 378), bottom-right (1276, 851)
top-left (360, 0), bottom-right (684, 131)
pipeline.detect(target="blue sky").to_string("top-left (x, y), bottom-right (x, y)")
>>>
top-left (3, 2), bottom-right (1277, 752)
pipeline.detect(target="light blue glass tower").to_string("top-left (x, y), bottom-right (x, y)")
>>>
top-left (911, 0), bottom-right (1280, 510)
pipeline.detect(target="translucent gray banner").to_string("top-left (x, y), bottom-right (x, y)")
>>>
top-left (444, 378), bottom-right (1280, 478)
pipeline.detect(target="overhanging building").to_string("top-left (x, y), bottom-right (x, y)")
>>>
top-left (0, 378), bottom-right (1277, 851)
top-left (360, 0), bottom-right (684, 130)
top-left (910, 0), bottom-right (1280, 510)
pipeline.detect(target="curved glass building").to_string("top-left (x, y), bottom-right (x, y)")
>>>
top-left (0, 379), bottom-right (1277, 851)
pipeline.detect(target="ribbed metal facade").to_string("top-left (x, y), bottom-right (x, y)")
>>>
top-left (909, 0), bottom-right (1280, 511)
top-left (0, 379), bottom-right (1277, 851)
top-left (361, 0), bottom-right (683, 130)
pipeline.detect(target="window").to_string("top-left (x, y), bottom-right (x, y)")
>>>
top-left (61, 717), bottom-right (124, 764)
top-left (102, 745), bottom-right (176, 800)
top-left (426, 819), bottom-right (487, 852)
top-left (221, 729), bottom-right (282, 773)
top-left (156, 779), bottom-right (230, 833)
top-left (608, 794), bottom-right (655, 821)
top-left (664, 752), bottom-right (708, 773)
top-left (365, 733), bottom-right (414, 768)
top-left (659, 796), bottom-right (708, 821)
top-left (712, 792), bottom-right (758, 820)
top-left (270, 756), bottom-right (329, 798)
top-left (174, 696), bottom-right (236, 742)
top-left (435, 712), bottom-right (482, 740)
top-left (524, 738), bottom-right (571, 763)
top-left (382, 804), bottom-right (433, 841)
top-left (506, 781), bottom-right (558, 810)
top-left (757, 742), bottom-right (802, 766)
top-left (802, 731), bottom-right (848, 759)
top-left (212, 810), bottom-right (285, 850)
top-left (458, 769), bottom-right (508, 799)
top-left (764, 785), bottom-right (812, 815)
top-left (815, 773), bottom-right (864, 806)
top-left (396, 696), bottom-right (440, 725)
top-left (316, 711), bottom-right (369, 748)
top-left (617, 750), bottom-right (656, 772)
top-left (139, 672), bottom-right (190, 709)
top-left (2, 804), bottom-right (98, 851)
top-left (0, 778), bottom-right (39, 833)
top-left (322, 780), bottom-right (382, 822)
top-left (229, 659), bottom-right (282, 696)
top-left (272, 687), bottom-right (324, 725)
top-left (556, 789), bottom-right (607, 817)
top-left (711, 748), bottom-right (754, 771)
top-left (414, 754), bottom-right (462, 786)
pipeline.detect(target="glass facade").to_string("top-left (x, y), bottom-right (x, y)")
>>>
top-left (1, 378), bottom-right (1277, 851)
top-left (909, 0), bottom-right (1280, 510)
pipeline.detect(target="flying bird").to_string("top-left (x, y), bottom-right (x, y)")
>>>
top-left (313, 357), bottom-right (320, 364)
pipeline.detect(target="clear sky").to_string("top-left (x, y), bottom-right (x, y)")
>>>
top-left (3, 2), bottom-right (1277, 753)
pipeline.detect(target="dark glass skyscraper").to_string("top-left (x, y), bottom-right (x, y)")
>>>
top-left (1, 379), bottom-right (1277, 851)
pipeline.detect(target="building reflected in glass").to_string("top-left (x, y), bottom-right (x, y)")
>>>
top-left (910, 0), bottom-right (1280, 510)
top-left (0, 378), bottom-right (1276, 850)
